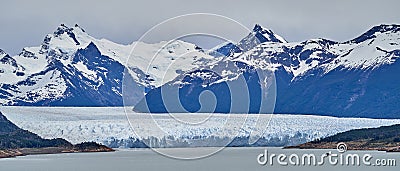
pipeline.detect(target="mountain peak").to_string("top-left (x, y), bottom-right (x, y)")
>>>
top-left (252, 24), bottom-right (264, 32)
top-left (0, 49), bottom-right (11, 63)
top-left (251, 24), bottom-right (287, 43)
top-left (350, 24), bottom-right (400, 44)
top-left (74, 24), bottom-right (86, 32)
top-left (54, 24), bottom-right (71, 35)
top-left (0, 49), bottom-right (7, 56)
top-left (252, 24), bottom-right (274, 36)
top-left (54, 24), bottom-right (86, 35)
top-left (235, 24), bottom-right (287, 52)
top-left (52, 24), bottom-right (88, 46)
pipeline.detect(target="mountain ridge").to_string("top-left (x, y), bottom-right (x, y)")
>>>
top-left (1, 23), bottom-right (400, 118)
top-left (134, 23), bottom-right (400, 118)
top-left (0, 24), bottom-right (216, 106)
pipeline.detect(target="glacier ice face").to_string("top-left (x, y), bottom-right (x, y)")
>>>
top-left (2, 107), bottom-right (400, 148)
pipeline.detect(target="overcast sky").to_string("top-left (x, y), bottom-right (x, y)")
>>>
top-left (1, 0), bottom-right (400, 55)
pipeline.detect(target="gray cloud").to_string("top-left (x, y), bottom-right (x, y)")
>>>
top-left (1, 0), bottom-right (399, 55)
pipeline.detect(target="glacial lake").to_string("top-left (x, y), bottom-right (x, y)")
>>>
top-left (1, 147), bottom-right (399, 171)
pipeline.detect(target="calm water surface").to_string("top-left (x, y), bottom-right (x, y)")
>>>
top-left (0, 147), bottom-right (399, 171)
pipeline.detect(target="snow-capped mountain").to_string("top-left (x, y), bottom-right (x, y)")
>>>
top-left (210, 24), bottom-right (287, 57)
top-left (135, 24), bottom-right (400, 119)
top-left (0, 24), bottom-right (216, 106)
top-left (210, 24), bottom-right (400, 78)
top-left (2, 23), bottom-right (400, 118)
top-left (271, 24), bottom-right (400, 118)
top-left (237, 24), bottom-right (287, 51)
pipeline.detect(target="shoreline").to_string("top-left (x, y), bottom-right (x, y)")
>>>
top-left (2, 145), bottom-right (399, 160)
top-left (285, 142), bottom-right (400, 152)
top-left (0, 146), bottom-right (115, 159)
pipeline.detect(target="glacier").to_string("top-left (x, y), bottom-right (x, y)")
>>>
top-left (2, 107), bottom-right (400, 148)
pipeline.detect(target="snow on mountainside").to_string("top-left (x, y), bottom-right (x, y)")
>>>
top-left (210, 24), bottom-right (400, 80)
top-left (237, 24), bottom-right (287, 52)
top-left (210, 24), bottom-right (287, 57)
top-left (0, 24), bottom-right (130, 105)
top-left (235, 24), bottom-right (400, 118)
top-left (322, 24), bottom-right (400, 72)
top-left (1, 23), bottom-right (400, 118)
top-left (0, 49), bottom-right (8, 59)
top-left (128, 41), bottom-right (219, 88)
top-left (228, 38), bottom-right (337, 78)
top-left (217, 24), bottom-right (399, 80)
top-left (0, 49), bottom-right (26, 84)
top-left (235, 24), bottom-right (400, 78)
top-left (137, 24), bottom-right (400, 118)
top-left (0, 24), bottom-right (216, 106)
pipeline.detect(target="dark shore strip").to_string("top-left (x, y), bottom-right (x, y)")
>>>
top-left (0, 142), bottom-right (114, 159)
top-left (285, 141), bottom-right (400, 152)
top-left (285, 124), bottom-right (400, 152)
